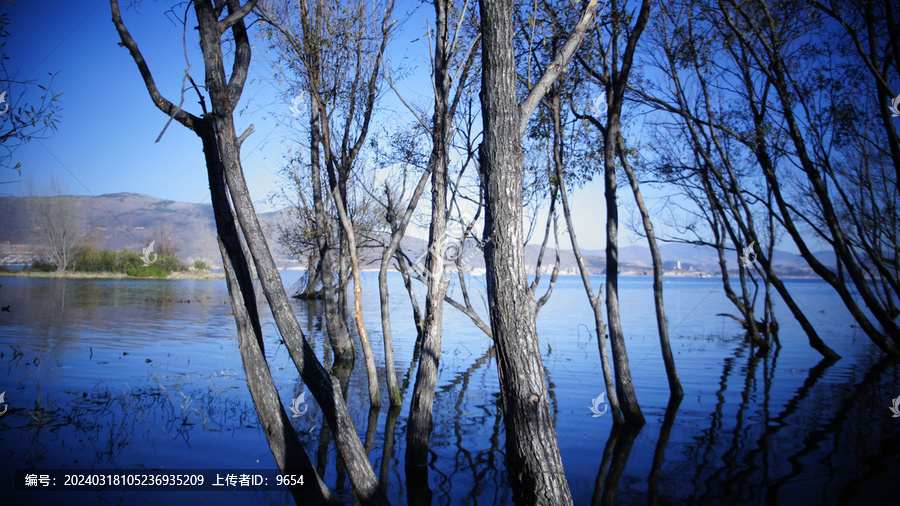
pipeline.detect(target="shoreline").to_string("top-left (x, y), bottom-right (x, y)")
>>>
top-left (0, 268), bottom-right (824, 281)
top-left (0, 270), bottom-right (225, 280)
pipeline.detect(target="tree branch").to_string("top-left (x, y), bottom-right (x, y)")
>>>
top-left (110, 0), bottom-right (201, 132)
top-left (518, 0), bottom-right (601, 137)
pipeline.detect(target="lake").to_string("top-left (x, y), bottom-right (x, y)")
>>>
top-left (0, 272), bottom-right (897, 504)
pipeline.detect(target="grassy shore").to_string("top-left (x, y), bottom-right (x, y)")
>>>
top-left (0, 270), bottom-right (224, 280)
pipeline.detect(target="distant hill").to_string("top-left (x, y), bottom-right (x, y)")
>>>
top-left (0, 193), bottom-right (282, 267)
top-left (0, 192), bottom-right (831, 277)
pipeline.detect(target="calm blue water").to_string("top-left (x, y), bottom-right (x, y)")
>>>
top-left (0, 272), bottom-right (897, 504)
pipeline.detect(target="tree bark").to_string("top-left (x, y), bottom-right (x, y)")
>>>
top-left (477, 0), bottom-right (598, 500)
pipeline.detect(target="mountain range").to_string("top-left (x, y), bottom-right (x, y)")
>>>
top-left (0, 192), bottom-right (832, 277)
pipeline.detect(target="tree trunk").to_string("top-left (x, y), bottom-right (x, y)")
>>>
top-left (478, 0), bottom-right (575, 501)
top-left (603, 109), bottom-right (644, 426)
top-left (617, 135), bottom-right (683, 400)
top-left (111, 2), bottom-right (389, 502)
top-left (406, 0), bottom-right (452, 469)
top-left (550, 86), bottom-right (621, 424)
top-left (325, 171), bottom-right (381, 406)
top-left (310, 104), bottom-right (354, 365)
top-left (395, 249), bottom-right (425, 339)
top-left (379, 170), bottom-right (432, 407)
top-left (204, 131), bottom-right (333, 505)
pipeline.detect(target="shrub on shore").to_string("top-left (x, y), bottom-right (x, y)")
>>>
top-left (72, 247), bottom-right (183, 275)
top-left (30, 259), bottom-right (57, 272)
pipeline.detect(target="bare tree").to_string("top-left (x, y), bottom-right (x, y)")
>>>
top-left (374, 125), bottom-right (432, 407)
top-left (627, 0), bottom-right (842, 360)
top-left (633, 0), bottom-right (898, 355)
top-left (616, 135), bottom-right (684, 398)
top-left (111, 1), bottom-right (388, 502)
top-left (406, 0), bottom-right (481, 475)
top-left (28, 177), bottom-right (85, 272)
top-left (257, 0), bottom-right (396, 406)
top-left (566, 0), bottom-right (652, 425)
top-left (715, 0), bottom-right (899, 350)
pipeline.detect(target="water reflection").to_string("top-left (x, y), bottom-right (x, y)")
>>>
top-left (592, 422), bottom-right (641, 505)
top-left (648, 395), bottom-right (681, 505)
top-left (579, 338), bottom-right (899, 505)
top-left (1, 275), bottom-right (898, 504)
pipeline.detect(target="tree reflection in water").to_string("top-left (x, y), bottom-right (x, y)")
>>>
top-left (5, 283), bottom-right (900, 504)
top-left (289, 333), bottom-right (898, 504)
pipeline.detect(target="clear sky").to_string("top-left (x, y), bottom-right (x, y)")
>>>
top-left (1, 0), bottom-right (620, 251)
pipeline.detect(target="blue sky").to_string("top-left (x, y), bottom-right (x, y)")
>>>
top-left (1, 0), bottom-right (618, 251)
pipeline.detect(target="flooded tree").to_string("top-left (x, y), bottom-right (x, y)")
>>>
top-left (375, 126), bottom-right (433, 408)
top-left (576, 0), bottom-right (652, 426)
top-left (110, 0), bottom-right (388, 502)
top-left (256, 0), bottom-right (397, 406)
top-left (478, 0), bottom-right (599, 501)
top-left (636, 0), bottom-right (899, 356)
top-left (405, 0), bottom-right (480, 478)
top-left (521, 0), bottom-right (676, 421)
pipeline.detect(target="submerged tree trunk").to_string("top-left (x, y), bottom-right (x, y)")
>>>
top-left (549, 85), bottom-right (621, 423)
top-left (380, 172), bottom-right (431, 407)
top-left (478, 0), bottom-right (598, 501)
top-left (596, 0), bottom-right (652, 427)
top-left (325, 164), bottom-right (381, 406)
top-left (111, 1), bottom-right (388, 502)
top-left (617, 135), bottom-right (682, 400)
top-left (403, 0), bottom-right (481, 473)
top-left (406, 0), bottom-right (452, 467)
top-left (204, 130), bottom-right (333, 504)
top-left (310, 105), bottom-right (354, 366)
top-left (603, 119), bottom-right (643, 425)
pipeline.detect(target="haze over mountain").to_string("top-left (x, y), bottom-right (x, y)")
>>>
top-left (0, 192), bottom-right (832, 277)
